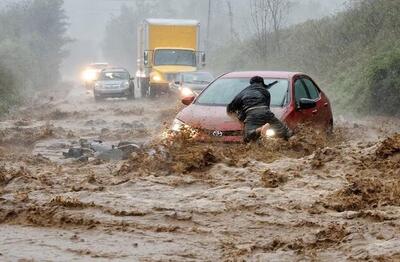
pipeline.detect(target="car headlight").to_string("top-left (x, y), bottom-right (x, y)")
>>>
top-left (265, 129), bottom-right (276, 138)
top-left (82, 69), bottom-right (97, 81)
top-left (121, 81), bottom-right (130, 88)
top-left (152, 75), bottom-right (162, 82)
top-left (169, 119), bottom-right (198, 139)
top-left (180, 87), bottom-right (194, 97)
top-left (94, 82), bottom-right (101, 89)
top-left (171, 119), bottom-right (185, 132)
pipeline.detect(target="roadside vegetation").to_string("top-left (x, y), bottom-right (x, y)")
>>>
top-left (211, 0), bottom-right (400, 116)
top-left (0, 0), bottom-right (69, 115)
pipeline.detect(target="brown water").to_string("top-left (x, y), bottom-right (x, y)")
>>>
top-left (0, 85), bottom-right (399, 261)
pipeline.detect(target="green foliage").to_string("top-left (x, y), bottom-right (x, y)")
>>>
top-left (366, 48), bottom-right (400, 115)
top-left (0, 0), bottom-right (69, 114)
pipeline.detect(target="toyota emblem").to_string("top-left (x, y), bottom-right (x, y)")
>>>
top-left (212, 130), bottom-right (223, 137)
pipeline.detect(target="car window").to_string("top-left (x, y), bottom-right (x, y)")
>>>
top-left (183, 72), bottom-right (213, 84)
top-left (295, 79), bottom-right (309, 103)
top-left (99, 71), bottom-right (129, 80)
top-left (302, 78), bottom-right (320, 100)
top-left (196, 77), bottom-right (289, 107)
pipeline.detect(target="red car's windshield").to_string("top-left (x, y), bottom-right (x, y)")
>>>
top-left (196, 77), bottom-right (289, 107)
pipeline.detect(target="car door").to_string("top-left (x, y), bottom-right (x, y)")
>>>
top-left (301, 77), bottom-right (328, 127)
top-left (292, 77), bottom-right (317, 126)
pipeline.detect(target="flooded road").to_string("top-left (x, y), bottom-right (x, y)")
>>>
top-left (0, 84), bottom-right (399, 261)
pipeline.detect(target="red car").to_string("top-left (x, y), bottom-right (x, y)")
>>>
top-left (172, 71), bottom-right (333, 142)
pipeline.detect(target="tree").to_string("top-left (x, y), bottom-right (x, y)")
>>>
top-left (250, 0), bottom-right (289, 57)
top-left (102, 1), bottom-right (160, 72)
top-left (102, 5), bottom-right (138, 71)
top-left (0, 0), bottom-right (70, 113)
top-left (27, 0), bottom-right (70, 87)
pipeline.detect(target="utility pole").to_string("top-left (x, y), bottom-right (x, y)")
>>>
top-left (226, 0), bottom-right (234, 41)
top-left (206, 0), bottom-right (212, 52)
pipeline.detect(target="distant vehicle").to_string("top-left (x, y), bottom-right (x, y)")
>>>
top-left (82, 63), bottom-right (109, 90)
top-left (170, 71), bottom-right (214, 98)
top-left (93, 68), bottom-right (135, 101)
top-left (172, 71), bottom-right (333, 142)
top-left (136, 18), bottom-right (206, 98)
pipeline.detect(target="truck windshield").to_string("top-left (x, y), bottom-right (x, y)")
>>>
top-left (154, 49), bottom-right (196, 66)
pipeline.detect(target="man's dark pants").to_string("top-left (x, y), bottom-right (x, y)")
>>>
top-left (243, 108), bottom-right (290, 143)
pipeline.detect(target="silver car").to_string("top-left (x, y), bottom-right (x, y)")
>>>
top-left (94, 68), bottom-right (135, 101)
top-left (170, 71), bottom-right (214, 98)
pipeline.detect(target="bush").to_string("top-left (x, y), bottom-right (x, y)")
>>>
top-left (364, 48), bottom-right (400, 115)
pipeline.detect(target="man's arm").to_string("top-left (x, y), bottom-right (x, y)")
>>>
top-left (227, 93), bottom-right (241, 115)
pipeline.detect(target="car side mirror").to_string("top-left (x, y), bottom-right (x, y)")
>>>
top-left (181, 95), bottom-right (195, 106)
top-left (298, 98), bottom-right (317, 109)
top-left (174, 80), bottom-right (181, 85)
top-left (144, 51), bottom-right (149, 66)
top-left (201, 52), bottom-right (206, 67)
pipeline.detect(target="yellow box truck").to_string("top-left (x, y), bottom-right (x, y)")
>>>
top-left (136, 19), bottom-right (205, 97)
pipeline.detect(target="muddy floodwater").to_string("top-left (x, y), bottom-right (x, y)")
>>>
top-left (0, 85), bottom-right (399, 261)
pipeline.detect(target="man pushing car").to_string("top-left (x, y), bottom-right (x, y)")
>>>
top-left (227, 76), bottom-right (292, 143)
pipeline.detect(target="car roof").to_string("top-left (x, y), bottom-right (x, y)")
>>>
top-left (102, 68), bottom-right (128, 73)
top-left (90, 63), bottom-right (108, 66)
top-left (221, 71), bottom-right (303, 79)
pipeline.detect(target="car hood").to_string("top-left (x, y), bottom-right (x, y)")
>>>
top-left (183, 83), bottom-right (209, 91)
top-left (176, 104), bottom-right (285, 131)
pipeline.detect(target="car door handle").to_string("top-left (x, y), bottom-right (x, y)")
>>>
top-left (324, 103), bottom-right (328, 107)
top-left (312, 109), bottom-right (318, 114)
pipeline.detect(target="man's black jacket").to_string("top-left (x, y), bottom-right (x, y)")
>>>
top-left (227, 83), bottom-right (271, 122)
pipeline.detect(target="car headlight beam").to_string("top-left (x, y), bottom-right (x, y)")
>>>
top-left (152, 75), bottom-right (162, 82)
top-left (180, 87), bottom-right (194, 97)
top-left (82, 69), bottom-right (97, 81)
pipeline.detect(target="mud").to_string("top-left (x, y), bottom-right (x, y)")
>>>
top-left (0, 85), bottom-right (400, 261)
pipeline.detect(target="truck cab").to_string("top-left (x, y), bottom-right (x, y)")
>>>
top-left (136, 19), bottom-right (205, 98)
top-left (147, 48), bottom-right (199, 90)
